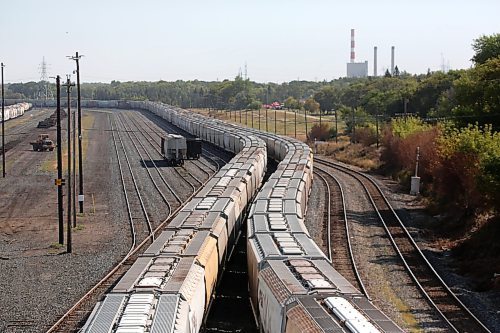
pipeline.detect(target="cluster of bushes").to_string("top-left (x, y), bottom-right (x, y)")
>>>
top-left (381, 118), bottom-right (500, 216)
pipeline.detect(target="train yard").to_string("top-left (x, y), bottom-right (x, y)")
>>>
top-left (0, 103), bottom-right (498, 332)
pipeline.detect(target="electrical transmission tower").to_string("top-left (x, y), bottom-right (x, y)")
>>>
top-left (38, 57), bottom-right (54, 100)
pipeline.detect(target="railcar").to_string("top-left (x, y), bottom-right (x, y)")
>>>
top-left (1, 102), bottom-right (31, 122)
top-left (81, 101), bottom-right (403, 333)
top-left (82, 101), bottom-right (267, 333)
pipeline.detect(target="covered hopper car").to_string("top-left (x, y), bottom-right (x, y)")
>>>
top-left (161, 134), bottom-right (202, 165)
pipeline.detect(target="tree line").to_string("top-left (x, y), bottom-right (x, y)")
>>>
top-left (5, 34), bottom-right (499, 132)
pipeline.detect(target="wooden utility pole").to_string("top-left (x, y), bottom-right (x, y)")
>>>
top-left (64, 77), bottom-right (75, 253)
top-left (55, 76), bottom-right (64, 244)
top-left (68, 52), bottom-right (85, 214)
top-left (1, 63), bottom-right (5, 178)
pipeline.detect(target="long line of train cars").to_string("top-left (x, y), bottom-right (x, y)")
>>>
top-left (0, 102), bottom-right (31, 122)
top-left (79, 101), bottom-right (404, 333)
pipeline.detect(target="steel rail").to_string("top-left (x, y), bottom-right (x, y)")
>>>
top-left (117, 112), bottom-right (187, 203)
top-left (113, 114), bottom-right (155, 239)
top-left (130, 110), bottom-right (217, 183)
top-left (125, 111), bottom-right (200, 192)
top-left (46, 111), bottom-right (226, 333)
top-left (315, 157), bottom-right (491, 333)
top-left (313, 166), bottom-right (369, 297)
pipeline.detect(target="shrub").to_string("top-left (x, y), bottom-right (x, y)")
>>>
top-left (309, 123), bottom-right (332, 141)
top-left (381, 118), bottom-right (440, 188)
top-left (246, 100), bottom-right (261, 110)
top-left (355, 126), bottom-right (377, 146)
top-left (432, 124), bottom-right (500, 213)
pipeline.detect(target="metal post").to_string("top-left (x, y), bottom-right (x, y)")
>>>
top-left (304, 108), bottom-right (308, 141)
top-left (72, 93), bottom-right (76, 228)
top-left (334, 109), bottom-right (338, 143)
top-left (415, 146), bottom-right (420, 177)
top-left (258, 107), bottom-right (261, 130)
top-left (351, 107), bottom-right (356, 143)
top-left (265, 107), bottom-right (268, 132)
top-left (284, 108), bottom-right (287, 136)
top-left (56, 76), bottom-right (64, 244)
top-left (294, 108), bottom-right (297, 138)
top-left (376, 114), bottom-right (379, 148)
top-left (265, 85), bottom-right (269, 132)
top-left (1, 63), bottom-right (5, 178)
top-left (274, 108), bottom-right (277, 134)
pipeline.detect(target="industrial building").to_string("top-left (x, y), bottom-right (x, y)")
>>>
top-left (346, 29), bottom-right (368, 78)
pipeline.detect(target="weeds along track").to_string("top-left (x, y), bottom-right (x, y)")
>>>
top-left (315, 157), bottom-right (491, 333)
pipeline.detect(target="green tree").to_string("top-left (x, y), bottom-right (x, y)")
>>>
top-left (394, 66), bottom-right (400, 77)
top-left (284, 96), bottom-right (301, 110)
top-left (452, 57), bottom-right (500, 129)
top-left (471, 33), bottom-right (500, 64)
top-left (303, 98), bottom-right (320, 113)
top-left (313, 86), bottom-right (340, 112)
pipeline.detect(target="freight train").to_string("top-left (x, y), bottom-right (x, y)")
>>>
top-left (0, 102), bottom-right (31, 122)
top-left (161, 134), bottom-right (202, 166)
top-left (81, 101), bottom-right (404, 333)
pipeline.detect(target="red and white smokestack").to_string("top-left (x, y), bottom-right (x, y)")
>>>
top-left (350, 29), bottom-right (355, 63)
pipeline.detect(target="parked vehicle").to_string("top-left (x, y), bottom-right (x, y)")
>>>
top-left (30, 134), bottom-right (55, 152)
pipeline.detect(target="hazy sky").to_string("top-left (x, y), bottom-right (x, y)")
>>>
top-left (1, 0), bottom-right (499, 83)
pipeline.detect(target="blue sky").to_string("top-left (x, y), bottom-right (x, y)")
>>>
top-left (1, 0), bottom-right (499, 83)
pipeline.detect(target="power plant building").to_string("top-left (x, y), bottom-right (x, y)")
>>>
top-left (346, 29), bottom-right (368, 78)
top-left (347, 62), bottom-right (368, 78)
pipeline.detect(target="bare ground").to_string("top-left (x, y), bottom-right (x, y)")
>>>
top-left (0, 109), bottom-right (131, 333)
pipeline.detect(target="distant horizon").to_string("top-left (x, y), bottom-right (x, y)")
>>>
top-left (4, 68), bottom-right (454, 86)
top-left (1, 1), bottom-right (498, 84)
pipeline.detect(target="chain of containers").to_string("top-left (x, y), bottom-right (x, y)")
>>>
top-left (81, 101), bottom-right (266, 333)
top-left (0, 102), bottom-right (31, 122)
top-left (66, 100), bottom-right (404, 333)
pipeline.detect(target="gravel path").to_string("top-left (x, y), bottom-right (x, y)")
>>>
top-left (303, 159), bottom-right (448, 331)
top-left (0, 110), bottom-right (129, 333)
top-left (374, 174), bottom-right (500, 332)
top-left (304, 171), bottom-right (328, 255)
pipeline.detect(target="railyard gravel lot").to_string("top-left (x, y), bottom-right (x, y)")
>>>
top-left (0, 108), bottom-right (216, 333)
top-left (2, 108), bottom-right (497, 333)
top-left (0, 109), bottom-right (129, 333)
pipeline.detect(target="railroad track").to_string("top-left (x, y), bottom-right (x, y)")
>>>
top-left (125, 111), bottom-right (208, 190)
top-left (136, 109), bottom-right (231, 169)
top-left (46, 112), bottom-right (223, 333)
top-left (116, 112), bottom-right (187, 207)
top-left (313, 167), bottom-right (368, 297)
top-left (113, 115), bottom-right (156, 238)
top-left (315, 157), bottom-right (491, 333)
